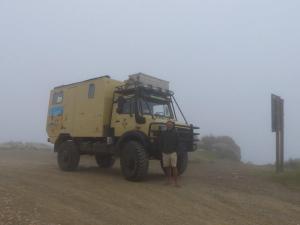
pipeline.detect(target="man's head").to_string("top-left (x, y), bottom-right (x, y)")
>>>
top-left (166, 120), bottom-right (175, 130)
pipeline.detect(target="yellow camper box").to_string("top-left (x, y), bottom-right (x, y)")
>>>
top-left (47, 76), bottom-right (123, 143)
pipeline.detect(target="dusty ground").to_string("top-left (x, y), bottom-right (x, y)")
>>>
top-left (0, 149), bottom-right (299, 225)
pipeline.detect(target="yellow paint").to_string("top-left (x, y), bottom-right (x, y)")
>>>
top-left (47, 77), bottom-right (123, 143)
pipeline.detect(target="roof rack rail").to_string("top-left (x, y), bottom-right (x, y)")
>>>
top-left (115, 80), bottom-right (174, 96)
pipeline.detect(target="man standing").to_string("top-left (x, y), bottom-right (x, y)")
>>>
top-left (160, 120), bottom-right (180, 187)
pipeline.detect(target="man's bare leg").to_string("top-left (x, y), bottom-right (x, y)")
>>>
top-left (165, 167), bottom-right (172, 185)
top-left (172, 167), bottom-right (180, 187)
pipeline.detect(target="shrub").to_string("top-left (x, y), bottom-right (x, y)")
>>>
top-left (285, 159), bottom-right (300, 170)
top-left (0, 142), bottom-right (52, 151)
top-left (199, 135), bottom-right (241, 161)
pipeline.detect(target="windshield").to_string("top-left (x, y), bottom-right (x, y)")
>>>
top-left (139, 98), bottom-right (174, 118)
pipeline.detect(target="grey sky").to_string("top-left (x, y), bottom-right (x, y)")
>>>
top-left (0, 0), bottom-right (299, 164)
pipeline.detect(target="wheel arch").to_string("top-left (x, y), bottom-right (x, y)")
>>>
top-left (54, 133), bottom-right (72, 152)
top-left (116, 130), bottom-right (150, 153)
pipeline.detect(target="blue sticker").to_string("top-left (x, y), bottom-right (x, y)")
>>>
top-left (49, 106), bottom-right (64, 117)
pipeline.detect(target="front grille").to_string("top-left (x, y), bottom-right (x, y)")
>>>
top-left (149, 123), bottom-right (198, 152)
top-left (177, 127), bottom-right (193, 143)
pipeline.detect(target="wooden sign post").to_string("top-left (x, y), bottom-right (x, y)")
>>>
top-left (271, 94), bottom-right (284, 173)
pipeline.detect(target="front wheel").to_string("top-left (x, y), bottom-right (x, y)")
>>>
top-left (57, 141), bottom-right (80, 171)
top-left (161, 151), bottom-right (188, 176)
top-left (120, 141), bottom-right (149, 181)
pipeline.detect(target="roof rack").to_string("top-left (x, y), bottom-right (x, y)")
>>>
top-left (54, 75), bottom-right (110, 89)
top-left (115, 80), bottom-right (174, 96)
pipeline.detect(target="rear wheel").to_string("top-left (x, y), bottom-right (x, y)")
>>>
top-left (95, 154), bottom-right (115, 168)
top-left (161, 151), bottom-right (188, 176)
top-left (120, 141), bottom-right (149, 181)
top-left (57, 141), bottom-right (80, 171)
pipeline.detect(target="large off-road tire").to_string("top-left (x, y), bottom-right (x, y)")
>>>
top-left (95, 154), bottom-right (115, 168)
top-left (57, 141), bottom-right (80, 171)
top-left (120, 141), bottom-right (149, 181)
top-left (161, 151), bottom-right (188, 176)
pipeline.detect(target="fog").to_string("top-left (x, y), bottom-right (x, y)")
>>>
top-left (0, 0), bottom-right (299, 164)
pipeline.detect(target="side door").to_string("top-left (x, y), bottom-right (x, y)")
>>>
top-left (111, 96), bottom-right (136, 137)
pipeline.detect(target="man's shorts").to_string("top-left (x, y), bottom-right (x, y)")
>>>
top-left (162, 152), bottom-right (177, 168)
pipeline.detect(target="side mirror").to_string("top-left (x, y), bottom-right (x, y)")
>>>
top-left (135, 112), bottom-right (146, 124)
top-left (134, 102), bottom-right (146, 124)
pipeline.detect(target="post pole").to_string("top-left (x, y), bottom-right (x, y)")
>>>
top-left (276, 130), bottom-right (280, 173)
top-left (280, 99), bottom-right (284, 172)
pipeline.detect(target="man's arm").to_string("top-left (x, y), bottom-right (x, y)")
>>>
top-left (175, 129), bottom-right (179, 152)
top-left (159, 131), bottom-right (164, 150)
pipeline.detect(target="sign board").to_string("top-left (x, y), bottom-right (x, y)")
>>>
top-left (271, 94), bottom-right (284, 132)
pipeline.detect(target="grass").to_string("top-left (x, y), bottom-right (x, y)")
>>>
top-left (272, 159), bottom-right (300, 189)
top-left (250, 165), bottom-right (300, 190)
top-left (270, 169), bottom-right (300, 188)
top-left (191, 151), bottom-right (300, 190)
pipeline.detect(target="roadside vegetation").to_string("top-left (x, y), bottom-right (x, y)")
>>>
top-left (0, 141), bottom-right (52, 151)
top-left (248, 159), bottom-right (300, 190)
top-left (272, 159), bottom-right (300, 188)
top-left (192, 136), bottom-right (300, 190)
top-left (193, 135), bottom-right (241, 162)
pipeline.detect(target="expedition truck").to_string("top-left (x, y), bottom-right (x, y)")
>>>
top-left (47, 73), bottom-right (199, 181)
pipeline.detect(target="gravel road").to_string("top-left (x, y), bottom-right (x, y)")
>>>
top-left (0, 149), bottom-right (299, 225)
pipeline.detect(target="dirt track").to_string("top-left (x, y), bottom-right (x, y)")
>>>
top-left (0, 149), bottom-right (299, 225)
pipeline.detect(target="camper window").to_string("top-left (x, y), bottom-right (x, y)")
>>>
top-left (88, 83), bottom-right (95, 98)
top-left (52, 92), bottom-right (64, 105)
